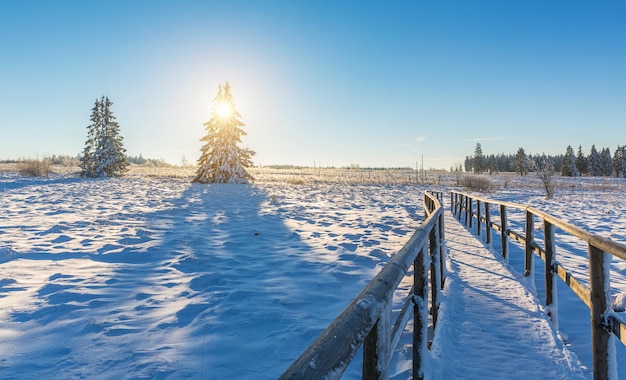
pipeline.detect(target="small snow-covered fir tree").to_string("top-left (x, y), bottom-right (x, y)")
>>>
top-left (79, 96), bottom-right (129, 178)
top-left (193, 82), bottom-right (255, 184)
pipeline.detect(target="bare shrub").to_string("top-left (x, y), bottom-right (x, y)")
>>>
top-left (458, 174), bottom-right (495, 192)
top-left (535, 155), bottom-right (556, 199)
top-left (19, 159), bottom-right (52, 177)
top-left (285, 176), bottom-right (306, 185)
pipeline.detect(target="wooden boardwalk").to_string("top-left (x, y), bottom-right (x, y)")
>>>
top-left (425, 209), bottom-right (586, 379)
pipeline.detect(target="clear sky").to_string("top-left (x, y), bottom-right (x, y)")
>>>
top-left (1, 1), bottom-right (625, 169)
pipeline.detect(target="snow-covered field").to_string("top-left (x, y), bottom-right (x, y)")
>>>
top-left (0, 171), bottom-right (625, 379)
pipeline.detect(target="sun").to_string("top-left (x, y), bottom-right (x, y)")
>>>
top-left (216, 103), bottom-right (231, 118)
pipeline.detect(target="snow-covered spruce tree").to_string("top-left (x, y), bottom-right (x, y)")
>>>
top-left (613, 145), bottom-right (626, 178)
top-left (575, 145), bottom-right (588, 175)
top-left (560, 145), bottom-right (579, 177)
top-left (79, 96), bottom-right (129, 178)
top-left (95, 97), bottom-right (128, 177)
top-left (514, 147), bottom-right (530, 176)
top-left (193, 82), bottom-right (255, 184)
top-left (473, 143), bottom-right (485, 174)
top-left (588, 145), bottom-right (603, 177)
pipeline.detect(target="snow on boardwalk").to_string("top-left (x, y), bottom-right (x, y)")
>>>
top-left (425, 210), bottom-right (585, 379)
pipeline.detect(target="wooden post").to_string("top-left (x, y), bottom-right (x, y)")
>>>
top-left (524, 210), bottom-right (534, 277)
top-left (485, 202), bottom-right (492, 245)
top-left (500, 205), bottom-right (508, 260)
top-left (438, 212), bottom-right (446, 289)
top-left (465, 195), bottom-right (471, 226)
top-left (413, 245), bottom-right (428, 380)
top-left (458, 194), bottom-right (463, 220)
top-left (363, 302), bottom-right (391, 379)
top-left (476, 200), bottom-right (482, 236)
top-left (544, 221), bottom-right (557, 328)
top-left (450, 193), bottom-right (459, 216)
top-left (588, 245), bottom-right (611, 380)
top-left (468, 198), bottom-right (473, 229)
top-left (430, 223), bottom-right (441, 327)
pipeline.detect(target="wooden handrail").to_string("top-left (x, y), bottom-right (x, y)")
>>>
top-left (280, 191), bottom-right (444, 380)
top-left (451, 190), bottom-right (626, 380)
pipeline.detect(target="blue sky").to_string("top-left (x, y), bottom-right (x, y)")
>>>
top-left (1, 1), bottom-right (625, 169)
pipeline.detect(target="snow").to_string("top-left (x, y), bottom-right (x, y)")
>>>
top-left (427, 215), bottom-right (585, 379)
top-left (0, 172), bottom-right (625, 379)
top-left (613, 293), bottom-right (626, 312)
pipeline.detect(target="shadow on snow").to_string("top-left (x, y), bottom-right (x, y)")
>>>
top-left (0, 180), bottom-right (355, 379)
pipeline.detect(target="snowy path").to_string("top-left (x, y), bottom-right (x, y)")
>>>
top-left (425, 209), bottom-right (586, 379)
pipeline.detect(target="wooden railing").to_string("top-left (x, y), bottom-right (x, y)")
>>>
top-left (451, 191), bottom-right (626, 380)
top-left (280, 191), bottom-right (444, 380)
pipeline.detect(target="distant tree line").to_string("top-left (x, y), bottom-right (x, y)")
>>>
top-left (465, 143), bottom-right (626, 178)
top-left (4, 154), bottom-right (171, 167)
top-left (126, 154), bottom-right (169, 167)
top-left (48, 155), bottom-right (80, 166)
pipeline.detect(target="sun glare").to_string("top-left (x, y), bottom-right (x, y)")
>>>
top-left (216, 103), bottom-right (231, 118)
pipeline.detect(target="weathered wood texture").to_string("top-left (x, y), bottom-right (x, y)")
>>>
top-left (544, 221), bottom-right (557, 327)
top-left (588, 246), bottom-right (611, 380)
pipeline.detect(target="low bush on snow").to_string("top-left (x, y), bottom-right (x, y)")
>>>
top-left (457, 174), bottom-right (495, 192)
top-left (19, 159), bottom-right (52, 177)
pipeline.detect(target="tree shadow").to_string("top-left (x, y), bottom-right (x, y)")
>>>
top-left (0, 179), bottom-right (355, 379)
top-left (0, 173), bottom-right (86, 193)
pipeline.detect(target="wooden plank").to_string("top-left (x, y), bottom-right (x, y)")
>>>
top-left (430, 224), bottom-right (440, 327)
top-left (476, 200), bottom-right (482, 236)
top-left (469, 197), bottom-right (473, 229)
top-left (588, 245), bottom-right (611, 379)
top-left (363, 302), bottom-right (391, 379)
top-left (555, 263), bottom-right (591, 309)
top-left (464, 195), bottom-right (468, 225)
top-left (459, 194), bottom-right (464, 220)
top-left (390, 290), bottom-right (414, 359)
top-left (544, 221), bottom-right (557, 327)
top-left (485, 202), bottom-right (492, 245)
top-left (500, 204), bottom-right (508, 260)
top-left (611, 317), bottom-right (626, 346)
top-left (413, 246), bottom-right (428, 380)
top-left (508, 230), bottom-right (525, 244)
top-left (439, 213), bottom-right (446, 289)
top-left (524, 210), bottom-right (534, 277)
top-left (492, 223), bottom-right (503, 233)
